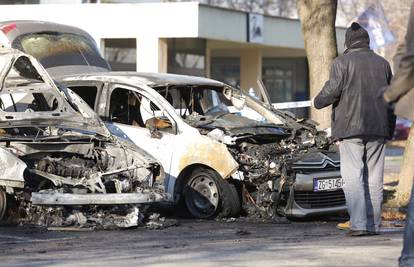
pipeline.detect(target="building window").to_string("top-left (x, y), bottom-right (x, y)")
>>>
top-left (262, 62), bottom-right (295, 102)
top-left (104, 38), bottom-right (136, 71)
top-left (167, 38), bottom-right (206, 77)
top-left (262, 58), bottom-right (309, 117)
top-left (211, 57), bottom-right (240, 88)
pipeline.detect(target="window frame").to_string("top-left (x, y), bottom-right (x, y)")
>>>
top-left (106, 83), bottom-right (178, 135)
top-left (64, 80), bottom-right (104, 113)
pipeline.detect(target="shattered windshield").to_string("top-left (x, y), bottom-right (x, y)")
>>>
top-left (12, 32), bottom-right (109, 70)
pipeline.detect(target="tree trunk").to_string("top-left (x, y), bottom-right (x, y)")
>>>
top-left (395, 124), bottom-right (414, 206)
top-left (297, 0), bottom-right (338, 129)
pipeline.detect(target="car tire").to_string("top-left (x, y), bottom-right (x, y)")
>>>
top-left (0, 189), bottom-right (7, 222)
top-left (184, 167), bottom-right (241, 219)
top-left (225, 182), bottom-right (242, 218)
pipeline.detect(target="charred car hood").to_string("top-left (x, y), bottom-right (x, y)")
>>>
top-left (0, 48), bottom-right (110, 137)
top-left (186, 113), bottom-right (288, 138)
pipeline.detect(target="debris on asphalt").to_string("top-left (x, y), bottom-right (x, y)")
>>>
top-left (145, 213), bottom-right (179, 230)
top-left (235, 230), bottom-right (251, 236)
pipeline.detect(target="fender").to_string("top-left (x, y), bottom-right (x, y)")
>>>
top-left (178, 136), bottom-right (238, 179)
top-left (0, 147), bottom-right (26, 188)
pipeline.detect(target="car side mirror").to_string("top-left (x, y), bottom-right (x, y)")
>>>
top-left (145, 117), bottom-right (163, 139)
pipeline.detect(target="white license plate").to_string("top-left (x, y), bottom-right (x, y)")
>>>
top-left (313, 177), bottom-right (344, 192)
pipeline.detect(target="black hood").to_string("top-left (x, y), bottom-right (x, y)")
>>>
top-left (344, 22), bottom-right (370, 52)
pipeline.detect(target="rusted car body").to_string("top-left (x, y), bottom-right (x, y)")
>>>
top-left (0, 48), bottom-right (170, 228)
top-left (58, 72), bottom-right (346, 219)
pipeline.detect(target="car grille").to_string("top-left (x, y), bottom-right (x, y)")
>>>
top-left (296, 166), bottom-right (339, 174)
top-left (294, 190), bottom-right (346, 209)
top-left (292, 152), bottom-right (340, 172)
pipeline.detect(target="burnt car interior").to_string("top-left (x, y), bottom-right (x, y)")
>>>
top-left (157, 85), bottom-right (233, 118)
top-left (108, 88), bottom-right (174, 134)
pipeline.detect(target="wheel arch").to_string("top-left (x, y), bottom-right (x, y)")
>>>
top-left (176, 140), bottom-right (238, 183)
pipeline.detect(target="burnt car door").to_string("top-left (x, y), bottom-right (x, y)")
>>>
top-left (104, 83), bottom-right (177, 185)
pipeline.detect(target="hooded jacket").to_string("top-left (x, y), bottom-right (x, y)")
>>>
top-left (314, 23), bottom-right (395, 140)
top-left (383, 2), bottom-right (414, 121)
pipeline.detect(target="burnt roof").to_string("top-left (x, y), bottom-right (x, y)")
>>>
top-left (59, 71), bottom-right (227, 89)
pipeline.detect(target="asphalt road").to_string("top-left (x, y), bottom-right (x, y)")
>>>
top-left (0, 146), bottom-right (405, 267)
top-left (0, 219), bottom-right (404, 267)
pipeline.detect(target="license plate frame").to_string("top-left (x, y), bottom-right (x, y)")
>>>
top-left (313, 177), bottom-right (344, 192)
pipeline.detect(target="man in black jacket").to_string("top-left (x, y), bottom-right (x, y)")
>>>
top-left (314, 22), bottom-right (395, 236)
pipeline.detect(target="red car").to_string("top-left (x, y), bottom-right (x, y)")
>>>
top-left (394, 118), bottom-right (412, 140)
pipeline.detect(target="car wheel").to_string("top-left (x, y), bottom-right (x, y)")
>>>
top-left (184, 167), bottom-right (241, 219)
top-left (0, 189), bottom-right (7, 222)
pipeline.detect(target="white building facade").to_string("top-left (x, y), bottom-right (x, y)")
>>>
top-left (0, 1), bottom-right (346, 116)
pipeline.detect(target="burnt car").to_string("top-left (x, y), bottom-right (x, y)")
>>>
top-left (0, 48), bottom-right (170, 229)
top-left (58, 72), bottom-right (346, 219)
